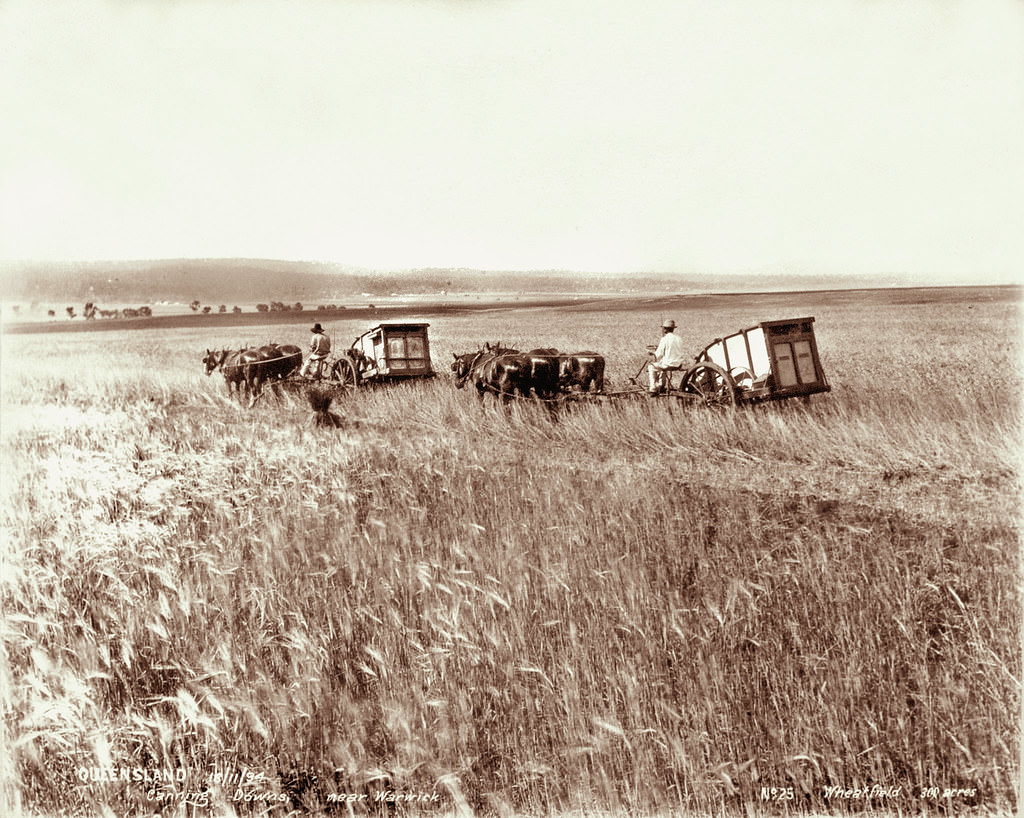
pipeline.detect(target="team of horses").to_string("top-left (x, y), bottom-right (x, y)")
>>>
top-left (202, 343), bottom-right (302, 404)
top-left (451, 343), bottom-right (605, 405)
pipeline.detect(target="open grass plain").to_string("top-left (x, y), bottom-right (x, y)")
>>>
top-left (1, 286), bottom-right (1020, 816)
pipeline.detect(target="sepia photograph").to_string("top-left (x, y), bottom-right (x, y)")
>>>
top-left (1, 0), bottom-right (1020, 815)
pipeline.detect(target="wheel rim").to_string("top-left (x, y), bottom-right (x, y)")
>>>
top-left (683, 363), bottom-right (735, 406)
top-left (330, 359), bottom-right (359, 389)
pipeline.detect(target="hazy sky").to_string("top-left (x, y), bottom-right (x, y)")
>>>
top-left (1, 0), bottom-right (1021, 280)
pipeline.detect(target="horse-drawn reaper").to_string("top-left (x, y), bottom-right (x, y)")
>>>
top-left (335, 322), bottom-right (436, 387)
top-left (642, 316), bottom-right (831, 406)
top-left (297, 322), bottom-right (436, 390)
top-left (451, 317), bottom-right (829, 410)
top-left (203, 322), bottom-right (437, 407)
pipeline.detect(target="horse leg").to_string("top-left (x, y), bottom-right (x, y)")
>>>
top-left (247, 371), bottom-right (261, 407)
top-left (499, 375), bottom-right (517, 408)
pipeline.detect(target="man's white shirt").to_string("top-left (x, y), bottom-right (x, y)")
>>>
top-left (654, 332), bottom-right (687, 368)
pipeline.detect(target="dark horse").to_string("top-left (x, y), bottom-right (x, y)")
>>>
top-left (522, 348), bottom-right (561, 399)
top-left (558, 351), bottom-right (605, 393)
top-left (452, 348), bottom-right (531, 405)
top-left (482, 343), bottom-right (561, 401)
top-left (244, 344), bottom-right (303, 402)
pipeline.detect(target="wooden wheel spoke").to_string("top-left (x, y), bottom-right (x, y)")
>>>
top-left (682, 363), bottom-right (736, 406)
top-left (330, 358), bottom-right (359, 389)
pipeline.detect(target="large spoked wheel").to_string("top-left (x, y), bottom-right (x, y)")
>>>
top-left (330, 358), bottom-right (360, 391)
top-left (680, 362), bottom-right (736, 406)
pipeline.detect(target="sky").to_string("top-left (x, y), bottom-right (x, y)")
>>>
top-left (0, 0), bottom-right (1022, 282)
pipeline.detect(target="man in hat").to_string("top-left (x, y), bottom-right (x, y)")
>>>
top-left (300, 323), bottom-right (332, 378)
top-left (648, 318), bottom-right (687, 394)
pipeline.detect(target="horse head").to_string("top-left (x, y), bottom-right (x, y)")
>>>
top-left (202, 349), bottom-right (225, 375)
top-left (451, 351), bottom-right (486, 388)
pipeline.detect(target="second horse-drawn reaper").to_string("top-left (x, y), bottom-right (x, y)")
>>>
top-left (452, 317), bottom-right (830, 408)
top-left (645, 316), bottom-right (831, 406)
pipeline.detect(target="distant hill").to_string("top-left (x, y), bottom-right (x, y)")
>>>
top-left (0, 259), bottom-right (362, 304)
top-left (0, 258), bottom-right (962, 305)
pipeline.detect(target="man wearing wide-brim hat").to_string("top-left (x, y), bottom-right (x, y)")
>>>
top-left (300, 323), bottom-right (332, 378)
top-left (648, 318), bottom-right (687, 394)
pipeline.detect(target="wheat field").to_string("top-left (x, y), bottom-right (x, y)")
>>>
top-left (1, 289), bottom-right (1020, 816)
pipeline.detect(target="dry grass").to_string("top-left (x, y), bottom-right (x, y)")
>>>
top-left (1, 293), bottom-right (1020, 816)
